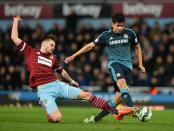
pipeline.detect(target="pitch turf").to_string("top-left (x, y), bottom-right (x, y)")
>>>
top-left (0, 106), bottom-right (174, 131)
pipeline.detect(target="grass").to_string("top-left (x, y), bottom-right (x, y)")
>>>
top-left (0, 106), bottom-right (174, 131)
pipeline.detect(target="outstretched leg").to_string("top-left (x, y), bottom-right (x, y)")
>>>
top-left (79, 91), bottom-right (118, 115)
top-left (93, 91), bottom-right (122, 122)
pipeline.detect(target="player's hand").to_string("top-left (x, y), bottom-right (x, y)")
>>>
top-left (70, 80), bottom-right (79, 87)
top-left (138, 65), bottom-right (146, 73)
top-left (64, 55), bottom-right (75, 64)
top-left (13, 15), bottom-right (22, 22)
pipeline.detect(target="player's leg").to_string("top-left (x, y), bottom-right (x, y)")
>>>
top-left (106, 62), bottom-right (134, 120)
top-left (38, 95), bottom-right (62, 123)
top-left (45, 110), bottom-right (62, 123)
top-left (37, 81), bottom-right (62, 123)
top-left (84, 65), bottom-right (125, 123)
top-left (78, 91), bottom-right (118, 114)
top-left (91, 63), bottom-right (125, 122)
top-left (114, 64), bottom-right (137, 120)
top-left (91, 86), bottom-right (122, 122)
top-left (111, 63), bottom-right (133, 107)
top-left (84, 63), bottom-right (134, 123)
top-left (57, 80), bottom-right (118, 115)
top-left (115, 90), bottom-right (122, 106)
top-left (117, 79), bottom-right (133, 107)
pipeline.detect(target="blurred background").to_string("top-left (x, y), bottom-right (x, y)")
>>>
top-left (0, 0), bottom-right (174, 109)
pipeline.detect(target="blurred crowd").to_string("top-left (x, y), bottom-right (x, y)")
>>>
top-left (0, 19), bottom-right (174, 91)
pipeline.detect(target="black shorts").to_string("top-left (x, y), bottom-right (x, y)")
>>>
top-left (108, 62), bottom-right (132, 92)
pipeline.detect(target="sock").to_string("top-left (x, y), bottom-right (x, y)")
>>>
top-left (89, 95), bottom-right (118, 115)
top-left (94, 101), bottom-right (116, 121)
top-left (94, 110), bottom-right (109, 121)
top-left (120, 88), bottom-right (133, 107)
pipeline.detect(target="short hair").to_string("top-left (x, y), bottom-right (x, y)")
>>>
top-left (112, 13), bottom-right (125, 23)
top-left (41, 34), bottom-right (57, 43)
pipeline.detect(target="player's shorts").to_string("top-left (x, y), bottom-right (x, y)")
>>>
top-left (108, 62), bottom-right (132, 92)
top-left (37, 80), bottom-right (82, 115)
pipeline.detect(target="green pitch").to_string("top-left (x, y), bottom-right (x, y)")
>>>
top-left (0, 106), bottom-right (174, 131)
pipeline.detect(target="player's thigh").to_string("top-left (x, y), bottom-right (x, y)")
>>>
top-left (109, 62), bottom-right (125, 81)
top-left (109, 62), bottom-right (125, 87)
top-left (38, 94), bottom-right (59, 115)
top-left (123, 65), bottom-right (132, 87)
top-left (37, 81), bottom-right (61, 115)
top-left (57, 81), bottom-right (83, 99)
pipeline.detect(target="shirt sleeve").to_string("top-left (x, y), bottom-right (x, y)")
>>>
top-left (93, 32), bottom-right (106, 46)
top-left (17, 41), bottom-right (32, 57)
top-left (53, 56), bottom-right (63, 74)
top-left (129, 29), bottom-right (138, 46)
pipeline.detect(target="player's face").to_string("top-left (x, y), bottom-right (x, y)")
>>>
top-left (112, 22), bottom-right (125, 33)
top-left (45, 39), bottom-right (56, 54)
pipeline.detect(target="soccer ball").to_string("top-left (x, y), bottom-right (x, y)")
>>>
top-left (137, 106), bottom-right (152, 122)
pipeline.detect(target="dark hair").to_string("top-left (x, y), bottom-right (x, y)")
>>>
top-left (41, 34), bottom-right (57, 43)
top-left (112, 13), bottom-right (125, 23)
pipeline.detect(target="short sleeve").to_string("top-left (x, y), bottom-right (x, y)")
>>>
top-left (93, 32), bottom-right (106, 46)
top-left (129, 30), bottom-right (138, 46)
top-left (17, 41), bottom-right (32, 57)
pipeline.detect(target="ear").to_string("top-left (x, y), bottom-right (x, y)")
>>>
top-left (43, 41), bottom-right (46, 45)
top-left (111, 22), bottom-right (115, 27)
top-left (41, 41), bottom-right (45, 48)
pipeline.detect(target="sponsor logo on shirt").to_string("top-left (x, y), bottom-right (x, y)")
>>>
top-left (109, 39), bottom-right (128, 45)
top-left (38, 56), bottom-right (52, 67)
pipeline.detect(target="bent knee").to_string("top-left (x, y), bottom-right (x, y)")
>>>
top-left (117, 79), bottom-right (127, 88)
top-left (51, 115), bottom-right (61, 123)
top-left (49, 111), bottom-right (62, 123)
top-left (78, 91), bottom-right (92, 100)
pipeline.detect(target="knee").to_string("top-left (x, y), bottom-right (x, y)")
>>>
top-left (49, 111), bottom-right (62, 123)
top-left (116, 92), bottom-right (121, 98)
top-left (51, 115), bottom-right (62, 123)
top-left (78, 91), bottom-right (92, 100)
top-left (117, 79), bottom-right (127, 88)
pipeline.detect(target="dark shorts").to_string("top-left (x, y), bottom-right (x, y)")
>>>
top-left (108, 62), bottom-right (132, 92)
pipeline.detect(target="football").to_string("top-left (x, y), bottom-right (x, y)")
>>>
top-left (137, 106), bottom-right (152, 122)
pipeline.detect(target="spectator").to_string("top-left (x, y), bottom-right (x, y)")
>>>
top-left (0, 20), bottom-right (174, 90)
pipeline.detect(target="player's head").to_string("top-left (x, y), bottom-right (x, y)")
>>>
top-left (112, 13), bottom-right (125, 33)
top-left (40, 34), bottom-right (57, 54)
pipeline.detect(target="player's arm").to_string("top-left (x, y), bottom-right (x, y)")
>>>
top-left (134, 44), bottom-right (146, 73)
top-left (65, 42), bottom-right (96, 63)
top-left (60, 69), bottom-right (79, 87)
top-left (11, 16), bottom-right (22, 46)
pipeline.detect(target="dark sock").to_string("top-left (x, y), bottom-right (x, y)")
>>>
top-left (89, 95), bottom-right (118, 115)
top-left (94, 101), bottom-right (117, 121)
top-left (94, 110), bottom-right (110, 121)
top-left (120, 88), bottom-right (133, 107)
